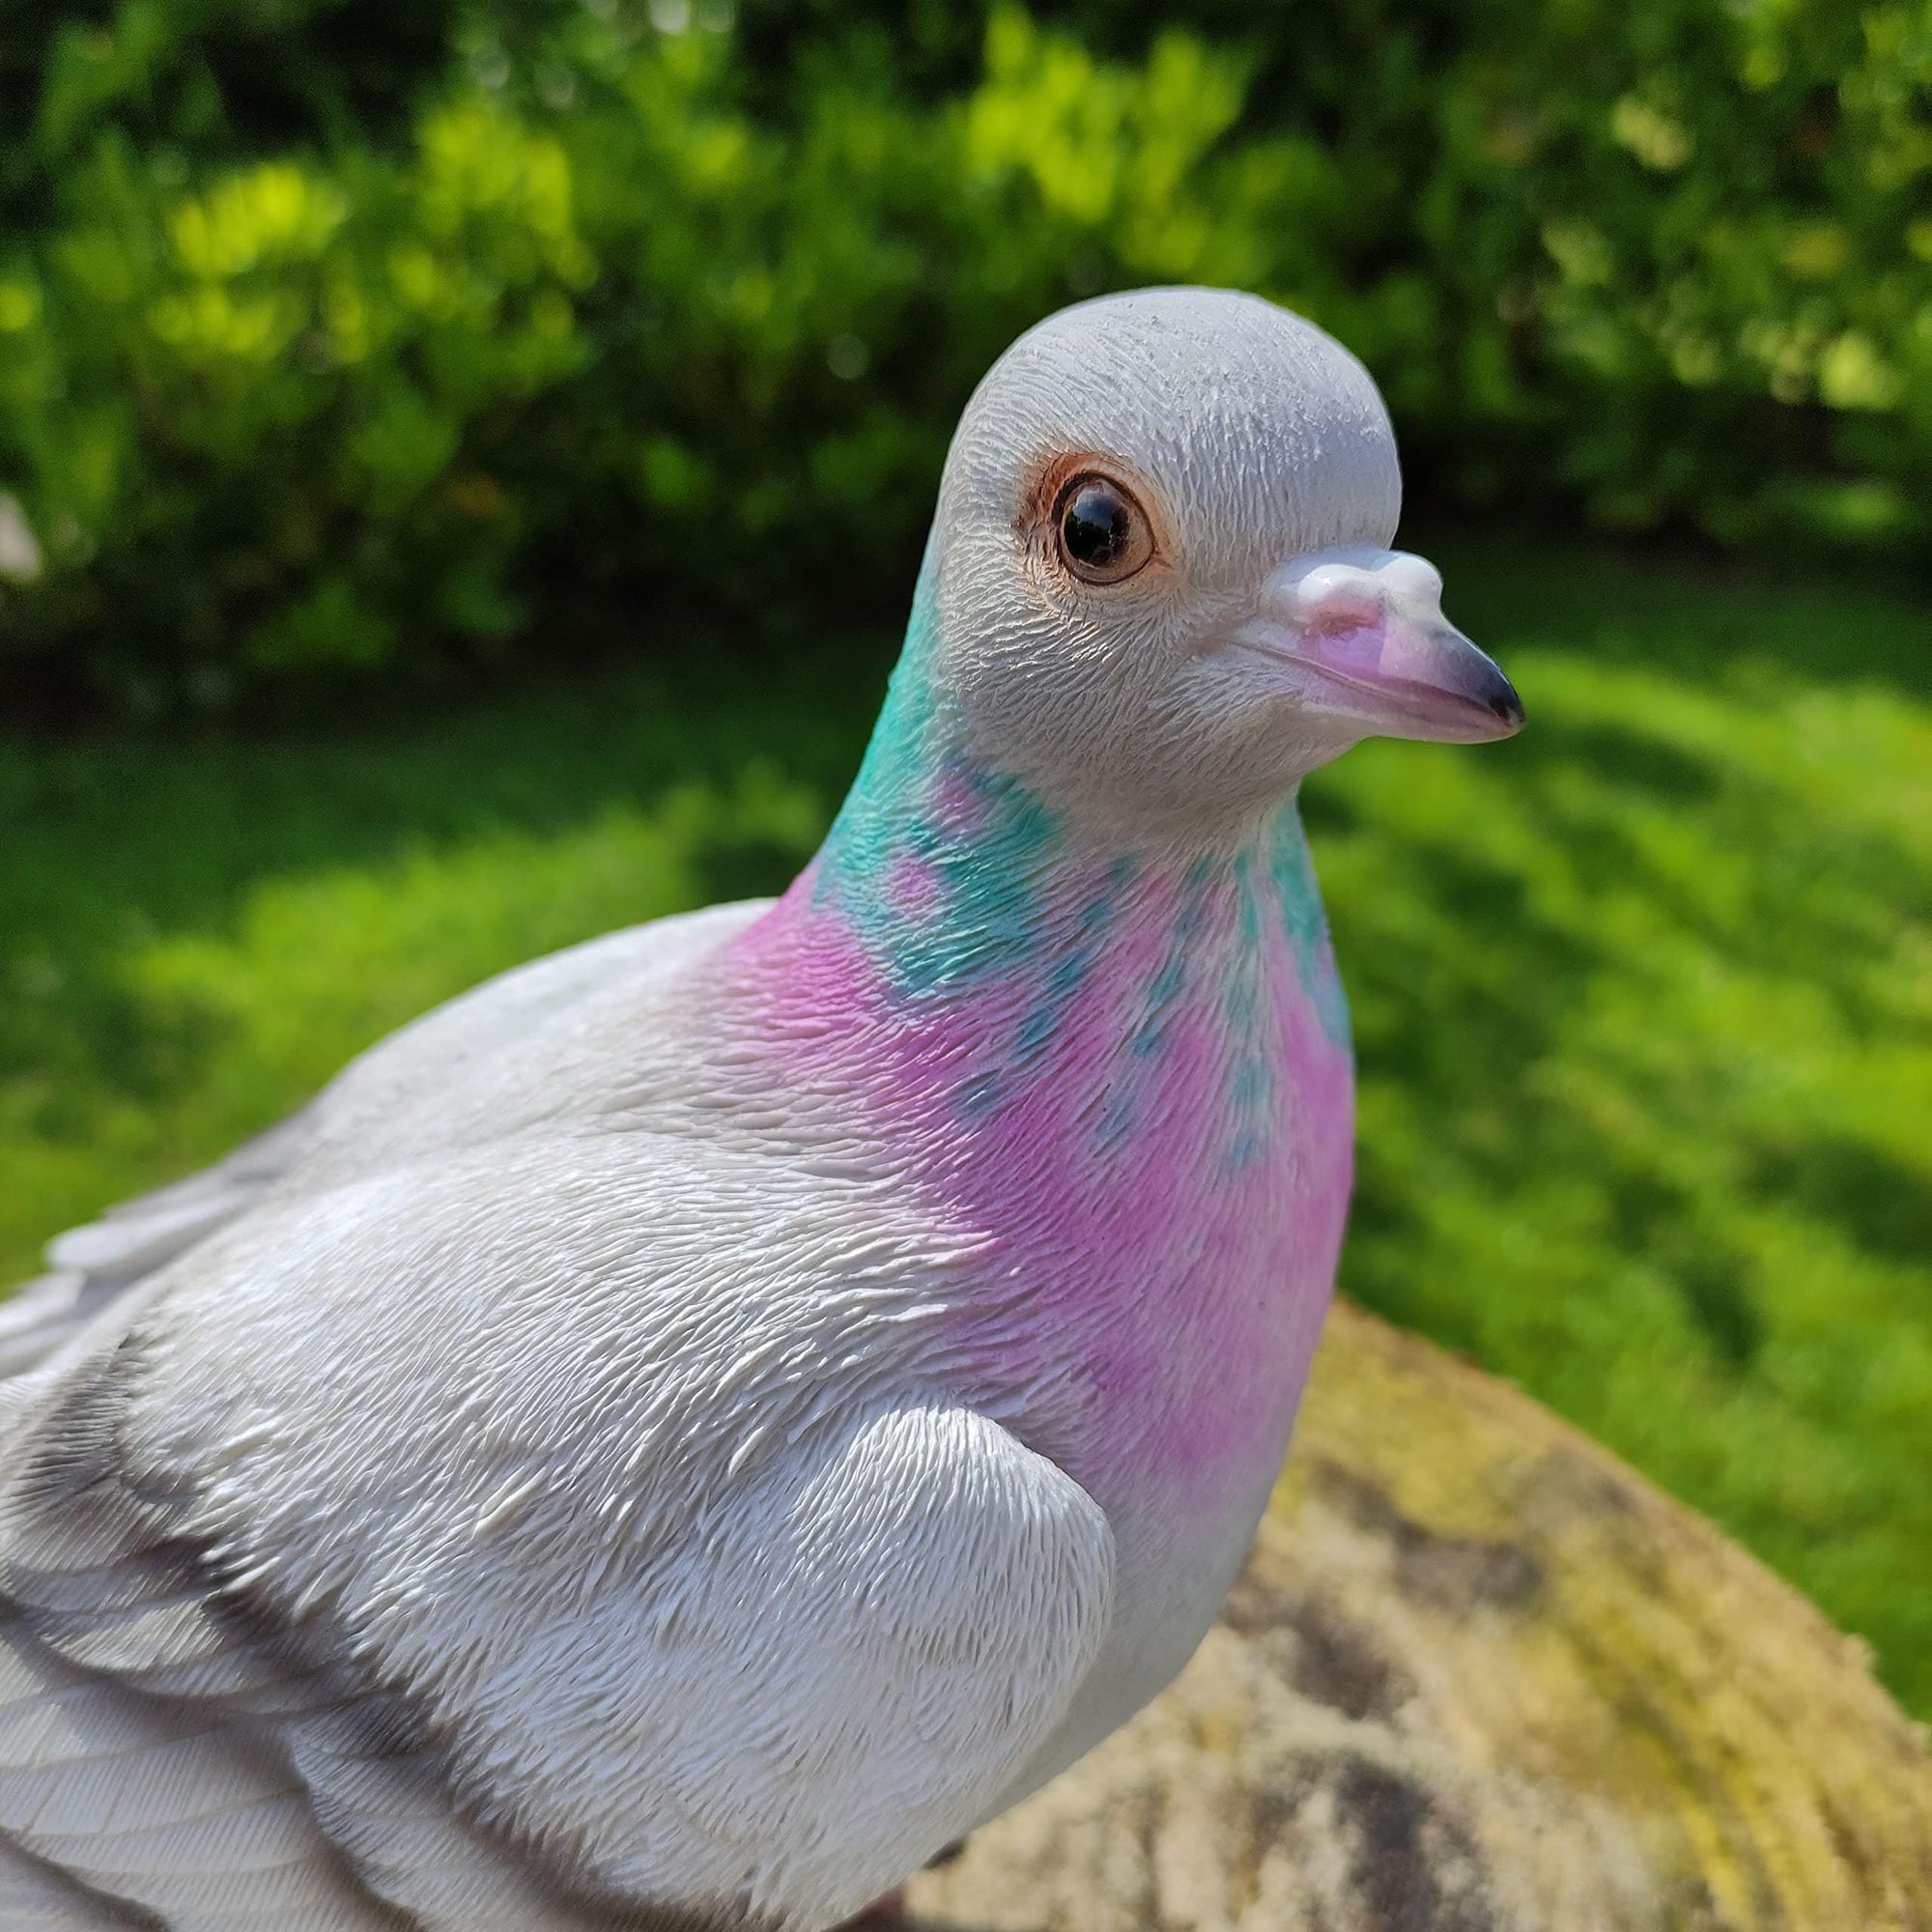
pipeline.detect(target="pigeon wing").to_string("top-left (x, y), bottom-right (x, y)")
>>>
top-left (0, 900), bottom-right (767, 1383)
top-left (0, 1309), bottom-right (715, 1931)
top-left (0, 1133), bottom-right (1115, 1930)
top-left (484, 1399), bottom-right (1118, 1926)
top-left (0, 1109), bottom-right (315, 1380)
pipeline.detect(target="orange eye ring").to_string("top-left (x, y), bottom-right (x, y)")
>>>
top-left (1053, 472), bottom-right (1154, 584)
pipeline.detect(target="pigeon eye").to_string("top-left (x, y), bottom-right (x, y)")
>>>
top-left (1054, 473), bottom-right (1154, 584)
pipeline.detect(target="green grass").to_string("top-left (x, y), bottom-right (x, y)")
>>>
top-left (2, 537), bottom-right (1927, 1716)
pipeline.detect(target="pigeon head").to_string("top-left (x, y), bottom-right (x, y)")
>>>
top-left (915, 286), bottom-right (1522, 836)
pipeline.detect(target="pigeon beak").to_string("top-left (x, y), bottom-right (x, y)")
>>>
top-left (1228, 546), bottom-right (1524, 745)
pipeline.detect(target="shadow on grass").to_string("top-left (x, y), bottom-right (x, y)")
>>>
top-left (1300, 542), bottom-right (1932, 1711)
top-left (0, 637), bottom-right (888, 1244)
top-left (1328, 688), bottom-right (1927, 1362)
top-left (1432, 526), bottom-right (1932, 700)
top-left (1348, 532), bottom-right (1929, 1315)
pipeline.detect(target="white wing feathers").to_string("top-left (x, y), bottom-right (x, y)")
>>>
top-left (0, 1835), bottom-right (151, 1929)
top-left (0, 1343), bottom-right (396, 1931)
top-left (0, 1164), bottom-right (1115, 1929)
top-left (535, 1402), bottom-right (1115, 1924)
top-left (0, 899), bottom-right (1118, 1924)
top-left (0, 902), bottom-right (758, 1385)
top-left (0, 1112), bottom-right (318, 1382)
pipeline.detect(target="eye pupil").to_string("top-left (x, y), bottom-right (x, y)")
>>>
top-left (1053, 472), bottom-right (1151, 582)
top-left (1062, 482), bottom-right (1130, 567)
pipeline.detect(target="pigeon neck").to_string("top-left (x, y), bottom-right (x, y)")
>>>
top-left (742, 576), bottom-right (1352, 1064)
top-left (717, 585), bottom-right (1355, 1504)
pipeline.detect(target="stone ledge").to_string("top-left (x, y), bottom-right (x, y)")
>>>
top-left (908, 1299), bottom-right (1932, 1932)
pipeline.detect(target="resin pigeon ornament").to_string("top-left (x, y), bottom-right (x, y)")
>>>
top-left (0, 287), bottom-right (1520, 1931)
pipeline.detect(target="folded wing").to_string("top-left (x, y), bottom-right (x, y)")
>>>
top-left (0, 1144), bottom-right (1114, 1930)
top-left (0, 900), bottom-right (765, 1383)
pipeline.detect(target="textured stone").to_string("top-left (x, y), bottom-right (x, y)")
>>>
top-left (908, 1300), bottom-right (1932, 1932)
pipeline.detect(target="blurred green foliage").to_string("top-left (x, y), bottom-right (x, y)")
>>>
top-left (2, 538), bottom-right (1928, 1715)
top-left (0, 0), bottom-right (1926, 714)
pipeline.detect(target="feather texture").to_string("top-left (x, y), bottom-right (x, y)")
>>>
top-left (0, 289), bottom-right (1522, 1927)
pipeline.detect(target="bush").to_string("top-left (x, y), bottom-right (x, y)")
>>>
top-left (0, 0), bottom-right (1924, 713)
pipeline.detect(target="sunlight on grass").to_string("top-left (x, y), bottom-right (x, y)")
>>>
top-left (1310, 632), bottom-right (1932, 1717)
top-left (1, 542), bottom-right (1927, 1715)
top-left (0, 684), bottom-right (851, 1287)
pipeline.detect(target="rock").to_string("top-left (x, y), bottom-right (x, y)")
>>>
top-left (907, 1300), bottom-right (1932, 1932)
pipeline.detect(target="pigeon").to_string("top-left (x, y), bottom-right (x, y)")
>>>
top-left (0, 286), bottom-right (1521, 1931)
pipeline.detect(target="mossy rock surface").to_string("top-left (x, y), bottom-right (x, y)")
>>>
top-left (907, 1300), bottom-right (1932, 1932)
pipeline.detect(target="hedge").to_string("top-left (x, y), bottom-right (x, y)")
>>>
top-left (0, 0), bottom-right (1924, 713)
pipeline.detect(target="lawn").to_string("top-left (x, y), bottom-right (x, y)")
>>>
top-left (2, 534), bottom-right (1927, 1717)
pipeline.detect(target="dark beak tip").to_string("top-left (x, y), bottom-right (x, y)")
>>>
top-left (1484, 671), bottom-right (1526, 735)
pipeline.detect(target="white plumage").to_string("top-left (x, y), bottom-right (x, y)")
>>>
top-left (0, 289), bottom-right (1520, 1929)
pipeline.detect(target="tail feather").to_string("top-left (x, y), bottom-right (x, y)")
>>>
top-left (0, 1275), bottom-right (115, 1380)
top-left (0, 1111), bottom-right (314, 1383)
top-left (0, 1632), bottom-right (404, 1932)
top-left (0, 1833), bottom-right (151, 1928)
